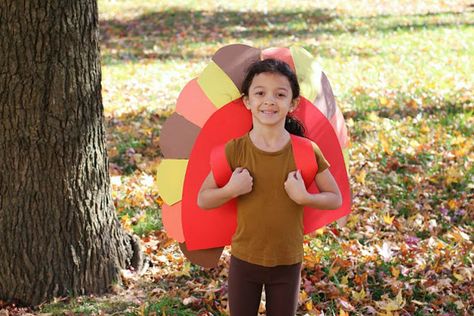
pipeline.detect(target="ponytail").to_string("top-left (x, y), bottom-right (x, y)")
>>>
top-left (285, 115), bottom-right (305, 137)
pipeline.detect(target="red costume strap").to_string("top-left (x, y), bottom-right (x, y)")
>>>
top-left (289, 134), bottom-right (318, 188)
top-left (210, 143), bottom-right (232, 188)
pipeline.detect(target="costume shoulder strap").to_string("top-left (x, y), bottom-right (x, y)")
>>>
top-left (210, 143), bottom-right (232, 187)
top-left (290, 134), bottom-right (318, 187)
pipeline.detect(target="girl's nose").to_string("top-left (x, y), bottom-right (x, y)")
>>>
top-left (264, 95), bottom-right (276, 104)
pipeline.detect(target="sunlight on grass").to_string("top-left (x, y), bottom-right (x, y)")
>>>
top-left (99, 3), bottom-right (474, 116)
top-left (102, 60), bottom-right (206, 115)
top-left (98, 0), bottom-right (472, 19)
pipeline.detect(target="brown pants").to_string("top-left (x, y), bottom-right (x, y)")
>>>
top-left (228, 255), bottom-right (302, 316)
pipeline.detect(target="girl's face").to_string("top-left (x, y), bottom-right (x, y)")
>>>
top-left (243, 72), bottom-right (299, 129)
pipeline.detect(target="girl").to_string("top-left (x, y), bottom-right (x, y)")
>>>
top-left (197, 59), bottom-right (342, 315)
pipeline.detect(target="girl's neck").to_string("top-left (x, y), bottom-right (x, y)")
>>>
top-left (248, 126), bottom-right (290, 152)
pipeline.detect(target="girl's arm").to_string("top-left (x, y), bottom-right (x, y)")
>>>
top-left (284, 169), bottom-right (342, 210)
top-left (197, 167), bottom-right (253, 209)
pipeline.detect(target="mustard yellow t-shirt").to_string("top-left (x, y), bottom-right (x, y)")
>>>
top-left (225, 133), bottom-right (329, 267)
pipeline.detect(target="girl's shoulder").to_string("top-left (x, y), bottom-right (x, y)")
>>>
top-left (308, 139), bottom-right (322, 153)
top-left (223, 134), bottom-right (249, 166)
top-left (308, 140), bottom-right (330, 173)
top-left (225, 133), bottom-right (249, 151)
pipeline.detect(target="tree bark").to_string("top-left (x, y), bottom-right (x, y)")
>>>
top-left (0, 0), bottom-right (138, 306)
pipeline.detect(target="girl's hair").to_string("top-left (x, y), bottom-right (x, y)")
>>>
top-left (241, 59), bottom-right (305, 137)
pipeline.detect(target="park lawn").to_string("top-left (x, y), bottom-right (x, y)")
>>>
top-left (29, 1), bottom-right (474, 315)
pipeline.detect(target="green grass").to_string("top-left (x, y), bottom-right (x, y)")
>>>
top-left (119, 207), bottom-right (163, 237)
top-left (144, 298), bottom-right (195, 316)
top-left (39, 297), bottom-right (138, 315)
top-left (98, 1), bottom-right (474, 115)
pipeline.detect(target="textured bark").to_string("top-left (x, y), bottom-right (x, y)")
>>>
top-left (0, 0), bottom-right (137, 306)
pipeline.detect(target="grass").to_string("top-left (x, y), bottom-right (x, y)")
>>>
top-left (144, 298), bottom-right (195, 316)
top-left (120, 207), bottom-right (163, 237)
top-left (39, 296), bottom-right (139, 315)
top-left (98, 2), bottom-right (474, 114)
top-left (39, 298), bottom-right (196, 316)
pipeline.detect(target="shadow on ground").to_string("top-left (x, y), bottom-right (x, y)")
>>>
top-left (99, 8), bottom-right (473, 62)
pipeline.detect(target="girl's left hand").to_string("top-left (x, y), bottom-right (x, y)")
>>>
top-left (284, 170), bottom-right (309, 205)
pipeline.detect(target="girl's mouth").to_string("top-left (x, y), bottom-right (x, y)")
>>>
top-left (260, 110), bottom-right (277, 114)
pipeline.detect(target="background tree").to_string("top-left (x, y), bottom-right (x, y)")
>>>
top-left (0, 0), bottom-right (141, 306)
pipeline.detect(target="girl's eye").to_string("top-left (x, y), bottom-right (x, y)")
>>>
top-left (278, 93), bottom-right (286, 97)
top-left (255, 91), bottom-right (264, 96)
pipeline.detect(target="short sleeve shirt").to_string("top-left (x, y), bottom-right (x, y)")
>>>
top-left (225, 133), bottom-right (329, 267)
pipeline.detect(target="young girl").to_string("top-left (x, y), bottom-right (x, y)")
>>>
top-left (197, 59), bottom-right (342, 315)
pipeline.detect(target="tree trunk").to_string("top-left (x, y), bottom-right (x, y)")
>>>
top-left (0, 0), bottom-right (139, 306)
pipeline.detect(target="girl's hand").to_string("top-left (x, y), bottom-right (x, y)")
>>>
top-left (284, 170), bottom-right (309, 205)
top-left (224, 167), bottom-right (253, 198)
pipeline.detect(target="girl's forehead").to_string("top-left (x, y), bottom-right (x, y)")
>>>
top-left (251, 72), bottom-right (291, 88)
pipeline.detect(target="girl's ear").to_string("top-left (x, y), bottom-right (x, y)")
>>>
top-left (290, 97), bottom-right (300, 112)
top-left (243, 95), bottom-right (251, 110)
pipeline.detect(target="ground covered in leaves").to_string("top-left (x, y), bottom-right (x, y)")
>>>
top-left (2, 1), bottom-right (472, 315)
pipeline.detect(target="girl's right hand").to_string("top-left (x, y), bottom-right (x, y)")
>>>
top-left (224, 167), bottom-right (253, 197)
